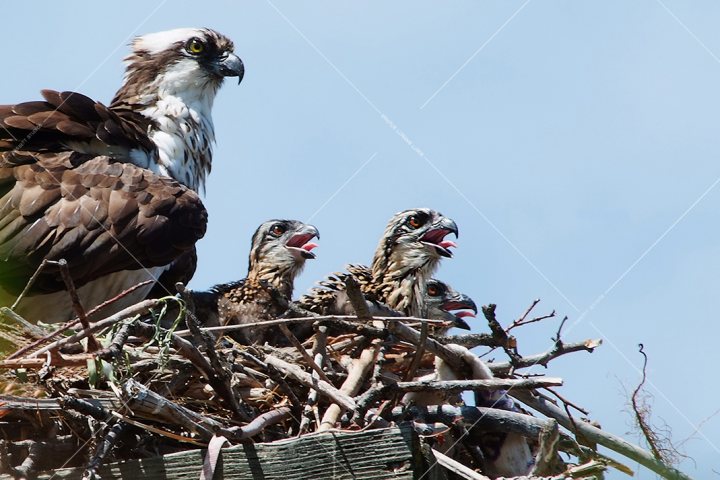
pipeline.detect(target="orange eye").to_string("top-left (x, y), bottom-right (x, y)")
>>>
top-left (187, 38), bottom-right (205, 55)
top-left (427, 285), bottom-right (437, 295)
top-left (409, 216), bottom-right (421, 228)
top-left (272, 224), bottom-right (286, 235)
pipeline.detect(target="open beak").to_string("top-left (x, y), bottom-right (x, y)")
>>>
top-left (218, 52), bottom-right (245, 84)
top-left (440, 292), bottom-right (476, 331)
top-left (420, 217), bottom-right (459, 258)
top-left (286, 225), bottom-right (320, 260)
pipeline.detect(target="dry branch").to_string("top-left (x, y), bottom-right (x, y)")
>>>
top-left (487, 338), bottom-right (602, 375)
top-left (511, 390), bottom-right (694, 480)
top-left (264, 355), bottom-right (356, 411)
top-left (0, 291), bottom-right (696, 480)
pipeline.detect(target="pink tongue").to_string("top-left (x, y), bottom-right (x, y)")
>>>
top-left (455, 311), bottom-right (475, 318)
top-left (301, 242), bottom-right (319, 251)
top-left (438, 240), bottom-right (458, 250)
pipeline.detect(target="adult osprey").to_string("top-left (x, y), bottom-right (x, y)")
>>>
top-left (193, 219), bottom-right (319, 345)
top-left (298, 208), bottom-right (458, 318)
top-left (0, 28), bottom-right (244, 323)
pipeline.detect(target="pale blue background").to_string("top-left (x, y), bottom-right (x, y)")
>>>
top-left (3, 2), bottom-right (719, 477)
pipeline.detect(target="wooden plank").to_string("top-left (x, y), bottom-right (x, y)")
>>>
top-left (21, 424), bottom-right (423, 480)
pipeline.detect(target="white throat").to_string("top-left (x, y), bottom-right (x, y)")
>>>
top-left (138, 59), bottom-right (219, 193)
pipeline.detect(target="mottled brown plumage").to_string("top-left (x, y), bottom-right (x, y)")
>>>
top-left (194, 220), bottom-right (319, 345)
top-left (0, 28), bottom-right (243, 323)
top-left (298, 208), bottom-right (458, 318)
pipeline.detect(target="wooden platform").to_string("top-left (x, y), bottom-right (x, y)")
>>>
top-left (15, 423), bottom-right (446, 480)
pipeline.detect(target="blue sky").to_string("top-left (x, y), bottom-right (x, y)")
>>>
top-left (3, 1), bottom-right (719, 477)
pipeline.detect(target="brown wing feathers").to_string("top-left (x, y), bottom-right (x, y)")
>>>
top-left (0, 153), bottom-right (206, 296)
top-left (0, 90), bottom-right (152, 154)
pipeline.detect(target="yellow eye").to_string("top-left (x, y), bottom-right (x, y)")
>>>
top-left (409, 216), bottom-right (421, 228)
top-left (427, 285), bottom-right (437, 295)
top-left (187, 38), bottom-right (205, 55)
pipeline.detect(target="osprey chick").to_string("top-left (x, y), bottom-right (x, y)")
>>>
top-left (298, 208), bottom-right (458, 318)
top-left (193, 219), bottom-right (319, 345)
top-left (423, 278), bottom-right (476, 333)
top-left (0, 28), bottom-right (243, 323)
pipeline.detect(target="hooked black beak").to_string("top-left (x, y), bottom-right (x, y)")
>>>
top-left (451, 316), bottom-right (471, 331)
top-left (218, 52), bottom-right (244, 84)
top-left (420, 217), bottom-right (459, 258)
top-left (440, 292), bottom-right (476, 331)
top-left (286, 224), bottom-right (320, 260)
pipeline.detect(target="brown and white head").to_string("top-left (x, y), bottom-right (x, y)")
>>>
top-left (370, 208), bottom-right (458, 315)
top-left (112, 28), bottom-right (244, 191)
top-left (246, 220), bottom-right (320, 298)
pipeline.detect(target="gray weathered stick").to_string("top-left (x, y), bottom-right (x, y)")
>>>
top-left (530, 419), bottom-right (559, 476)
top-left (510, 390), bottom-right (696, 480)
top-left (57, 259), bottom-right (100, 352)
top-left (389, 321), bottom-right (471, 377)
top-left (433, 449), bottom-right (491, 480)
top-left (28, 299), bottom-right (159, 358)
top-left (487, 339), bottom-right (602, 375)
top-left (318, 345), bottom-right (379, 432)
top-left (264, 355), bottom-right (356, 411)
top-left (279, 323), bottom-right (332, 384)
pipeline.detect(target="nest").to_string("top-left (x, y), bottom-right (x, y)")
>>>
top-left (0, 278), bottom-right (689, 480)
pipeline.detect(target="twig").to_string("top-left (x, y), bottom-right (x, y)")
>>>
top-left (173, 315), bottom-right (443, 337)
top-left (119, 378), bottom-right (261, 442)
top-left (545, 386), bottom-right (589, 416)
top-left (28, 299), bottom-right (159, 358)
top-left (554, 316), bottom-right (569, 343)
top-left (516, 299), bottom-right (540, 324)
top-left (264, 355), bottom-right (356, 411)
top-left (6, 280), bottom-right (154, 360)
top-left (184, 287), bottom-right (248, 423)
top-left (390, 377), bottom-right (562, 393)
top-left (507, 299), bottom-right (556, 332)
top-left (57, 259), bottom-right (100, 352)
top-left (404, 321), bottom-right (428, 381)
top-left (299, 351), bottom-right (325, 435)
top-left (111, 412), bottom-right (206, 446)
top-left (316, 318), bottom-right (388, 339)
top-left (389, 321), bottom-right (472, 378)
top-left (96, 324), bottom-right (132, 362)
top-left (84, 421), bottom-right (130, 479)
top-left (482, 304), bottom-right (521, 367)
top-left (530, 418), bottom-right (559, 476)
top-left (12, 438), bottom-right (41, 479)
top-left (508, 311), bottom-right (556, 332)
top-left (0, 307), bottom-right (48, 339)
top-left (354, 378), bottom-right (562, 426)
top-left (431, 332), bottom-right (504, 349)
top-left (226, 407), bottom-right (293, 440)
top-left (299, 326), bottom-right (329, 435)
top-left (278, 323), bottom-right (331, 384)
top-left (343, 276), bottom-right (372, 320)
top-left (487, 338), bottom-right (602, 375)
top-left (318, 345), bottom-right (379, 431)
top-left (11, 259), bottom-right (50, 311)
top-left (432, 449), bottom-right (491, 480)
top-left (60, 397), bottom-right (113, 422)
top-left (266, 363), bottom-right (304, 415)
top-left (510, 390), bottom-right (696, 480)
top-left (632, 343), bottom-right (668, 462)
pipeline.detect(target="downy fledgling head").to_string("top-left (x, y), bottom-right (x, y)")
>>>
top-left (371, 208), bottom-right (458, 315)
top-left (423, 279), bottom-right (476, 333)
top-left (246, 220), bottom-right (320, 298)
